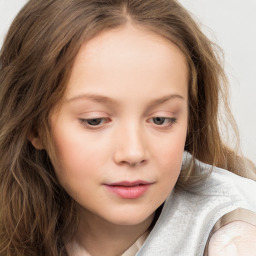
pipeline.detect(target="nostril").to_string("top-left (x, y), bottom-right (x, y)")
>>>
top-left (128, 159), bottom-right (147, 167)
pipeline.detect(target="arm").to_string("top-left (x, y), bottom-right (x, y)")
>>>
top-left (208, 221), bottom-right (256, 256)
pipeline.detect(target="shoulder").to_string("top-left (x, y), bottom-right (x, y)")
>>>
top-left (204, 208), bottom-right (256, 256)
top-left (208, 220), bottom-right (256, 256)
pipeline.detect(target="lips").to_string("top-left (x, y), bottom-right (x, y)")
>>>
top-left (104, 180), bottom-right (152, 199)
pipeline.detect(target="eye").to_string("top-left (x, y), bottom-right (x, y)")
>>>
top-left (150, 117), bottom-right (177, 127)
top-left (79, 118), bottom-right (109, 127)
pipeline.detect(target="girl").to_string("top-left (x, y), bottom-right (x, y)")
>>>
top-left (0, 0), bottom-right (255, 255)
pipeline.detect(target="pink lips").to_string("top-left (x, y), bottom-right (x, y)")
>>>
top-left (104, 180), bottom-right (152, 199)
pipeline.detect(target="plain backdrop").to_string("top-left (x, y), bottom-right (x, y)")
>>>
top-left (0, 0), bottom-right (255, 164)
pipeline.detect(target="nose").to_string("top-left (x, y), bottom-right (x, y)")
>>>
top-left (113, 123), bottom-right (148, 167)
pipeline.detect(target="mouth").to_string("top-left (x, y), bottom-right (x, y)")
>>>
top-left (104, 180), bottom-right (152, 199)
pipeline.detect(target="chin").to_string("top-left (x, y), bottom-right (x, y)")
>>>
top-left (104, 209), bottom-right (155, 227)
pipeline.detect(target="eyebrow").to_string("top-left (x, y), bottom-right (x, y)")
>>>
top-left (66, 94), bottom-right (116, 104)
top-left (148, 94), bottom-right (184, 108)
top-left (66, 93), bottom-right (184, 106)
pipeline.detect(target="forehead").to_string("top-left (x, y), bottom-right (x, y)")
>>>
top-left (65, 24), bottom-right (188, 102)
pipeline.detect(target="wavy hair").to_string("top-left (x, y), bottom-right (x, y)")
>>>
top-left (0, 0), bottom-right (255, 255)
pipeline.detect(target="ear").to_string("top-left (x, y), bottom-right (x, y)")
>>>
top-left (27, 132), bottom-right (44, 150)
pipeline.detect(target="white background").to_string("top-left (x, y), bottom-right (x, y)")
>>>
top-left (0, 0), bottom-right (255, 164)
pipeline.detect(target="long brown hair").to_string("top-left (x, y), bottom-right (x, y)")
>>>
top-left (0, 0), bottom-right (254, 255)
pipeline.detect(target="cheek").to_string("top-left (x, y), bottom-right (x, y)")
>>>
top-left (160, 147), bottom-right (183, 182)
top-left (52, 122), bottom-right (102, 164)
top-left (157, 128), bottom-right (187, 161)
top-left (50, 135), bottom-right (99, 199)
top-left (49, 127), bottom-right (92, 182)
top-left (152, 127), bottom-right (187, 181)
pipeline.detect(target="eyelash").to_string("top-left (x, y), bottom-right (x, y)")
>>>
top-left (79, 118), bottom-right (110, 128)
top-left (148, 117), bottom-right (177, 127)
top-left (79, 117), bottom-right (177, 129)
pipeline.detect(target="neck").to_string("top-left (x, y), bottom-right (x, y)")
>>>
top-left (67, 207), bottom-right (154, 256)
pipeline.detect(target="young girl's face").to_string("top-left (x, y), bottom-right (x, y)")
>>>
top-left (50, 25), bottom-right (188, 226)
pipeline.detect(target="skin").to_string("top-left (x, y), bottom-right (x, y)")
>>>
top-left (31, 24), bottom-right (189, 255)
top-left (209, 221), bottom-right (256, 256)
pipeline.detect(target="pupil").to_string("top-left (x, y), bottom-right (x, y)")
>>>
top-left (154, 117), bottom-right (165, 125)
top-left (88, 119), bottom-right (101, 125)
